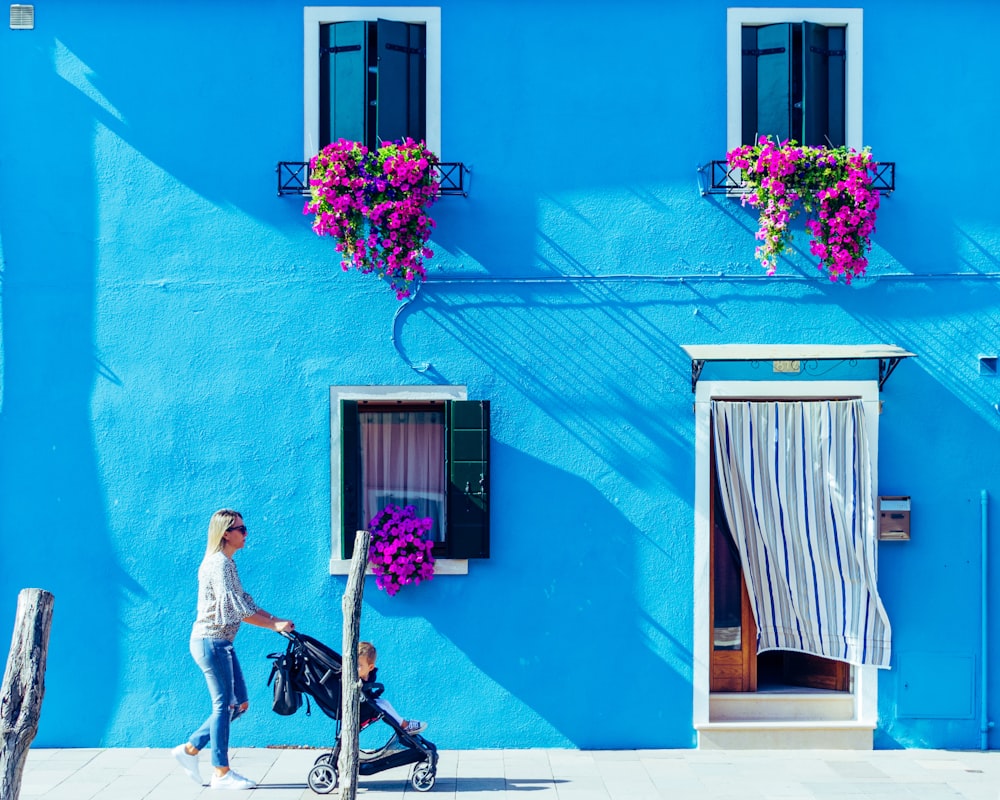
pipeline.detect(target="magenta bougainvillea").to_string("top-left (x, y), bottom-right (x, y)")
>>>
top-left (367, 504), bottom-right (436, 596)
top-left (304, 138), bottom-right (440, 300)
top-left (727, 137), bottom-right (881, 284)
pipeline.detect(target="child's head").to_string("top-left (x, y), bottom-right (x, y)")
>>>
top-left (358, 641), bottom-right (377, 680)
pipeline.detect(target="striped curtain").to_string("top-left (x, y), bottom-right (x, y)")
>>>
top-left (712, 399), bottom-right (891, 668)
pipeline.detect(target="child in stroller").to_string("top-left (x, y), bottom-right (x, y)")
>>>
top-left (268, 631), bottom-right (438, 794)
top-left (358, 641), bottom-right (427, 735)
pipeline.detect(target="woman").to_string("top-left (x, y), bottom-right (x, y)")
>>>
top-left (172, 509), bottom-right (294, 790)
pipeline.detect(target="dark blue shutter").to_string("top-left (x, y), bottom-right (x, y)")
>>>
top-left (757, 23), bottom-right (793, 144)
top-left (446, 401), bottom-right (490, 559)
top-left (375, 19), bottom-right (426, 145)
top-left (341, 400), bottom-right (362, 559)
top-left (742, 23), bottom-right (792, 145)
top-left (320, 22), bottom-right (368, 148)
top-left (740, 25), bottom-right (760, 146)
top-left (803, 22), bottom-right (845, 147)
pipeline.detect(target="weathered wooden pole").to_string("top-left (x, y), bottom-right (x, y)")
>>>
top-left (0, 588), bottom-right (55, 800)
top-left (338, 530), bottom-right (370, 800)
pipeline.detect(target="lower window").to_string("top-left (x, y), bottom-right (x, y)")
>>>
top-left (331, 386), bottom-right (490, 565)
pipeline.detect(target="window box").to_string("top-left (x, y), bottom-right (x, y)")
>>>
top-left (698, 157), bottom-right (894, 197)
top-left (276, 159), bottom-right (469, 197)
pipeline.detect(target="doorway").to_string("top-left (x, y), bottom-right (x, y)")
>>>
top-left (692, 381), bottom-right (884, 735)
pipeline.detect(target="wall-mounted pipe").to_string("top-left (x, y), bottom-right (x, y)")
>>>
top-left (983, 490), bottom-right (993, 750)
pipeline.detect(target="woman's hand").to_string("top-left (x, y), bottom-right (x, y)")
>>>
top-left (273, 618), bottom-right (294, 634)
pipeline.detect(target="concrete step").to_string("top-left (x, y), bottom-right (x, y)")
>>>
top-left (697, 720), bottom-right (874, 750)
top-left (710, 691), bottom-right (855, 722)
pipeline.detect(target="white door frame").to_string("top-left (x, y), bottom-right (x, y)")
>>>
top-left (692, 380), bottom-right (881, 729)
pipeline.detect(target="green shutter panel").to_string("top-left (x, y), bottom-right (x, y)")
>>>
top-left (803, 22), bottom-right (845, 147)
top-left (341, 400), bottom-right (362, 559)
top-left (375, 19), bottom-right (427, 145)
top-left (320, 22), bottom-right (368, 148)
top-left (446, 400), bottom-right (490, 559)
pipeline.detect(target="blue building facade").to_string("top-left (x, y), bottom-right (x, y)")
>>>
top-left (1, 1), bottom-right (999, 751)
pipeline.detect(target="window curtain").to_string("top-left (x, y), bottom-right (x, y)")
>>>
top-left (711, 399), bottom-right (891, 668)
top-left (360, 410), bottom-right (446, 541)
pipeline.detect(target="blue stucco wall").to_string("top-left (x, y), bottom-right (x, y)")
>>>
top-left (1, 0), bottom-right (999, 751)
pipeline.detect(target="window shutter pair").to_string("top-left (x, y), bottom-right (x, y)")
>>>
top-left (741, 22), bottom-right (846, 147)
top-left (319, 19), bottom-right (427, 150)
top-left (341, 400), bottom-right (490, 560)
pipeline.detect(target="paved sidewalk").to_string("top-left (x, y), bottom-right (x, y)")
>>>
top-left (18, 746), bottom-right (1000, 800)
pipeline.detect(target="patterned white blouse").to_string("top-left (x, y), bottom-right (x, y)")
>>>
top-left (191, 551), bottom-right (260, 642)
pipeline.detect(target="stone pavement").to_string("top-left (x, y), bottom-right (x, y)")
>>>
top-left (17, 746), bottom-right (1000, 800)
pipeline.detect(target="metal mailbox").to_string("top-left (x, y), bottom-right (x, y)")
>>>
top-left (879, 496), bottom-right (911, 540)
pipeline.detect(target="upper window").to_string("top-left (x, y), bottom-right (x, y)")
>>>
top-left (304, 7), bottom-right (441, 159)
top-left (330, 386), bottom-right (490, 573)
top-left (727, 8), bottom-right (863, 152)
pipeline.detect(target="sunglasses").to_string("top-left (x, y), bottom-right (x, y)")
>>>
top-left (226, 525), bottom-right (248, 535)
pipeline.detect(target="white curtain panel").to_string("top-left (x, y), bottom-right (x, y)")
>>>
top-left (712, 399), bottom-right (891, 668)
top-left (360, 410), bottom-right (446, 540)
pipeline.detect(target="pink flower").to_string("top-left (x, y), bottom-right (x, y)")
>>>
top-left (726, 138), bottom-right (880, 282)
top-left (366, 504), bottom-right (436, 596)
top-left (304, 138), bottom-right (441, 298)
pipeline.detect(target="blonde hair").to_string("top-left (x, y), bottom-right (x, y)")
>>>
top-left (358, 641), bottom-right (377, 662)
top-left (205, 508), bottom-right (242, 559)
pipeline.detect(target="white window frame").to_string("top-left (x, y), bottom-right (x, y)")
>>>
top-left (330, 384), bottom-right (467, 576)
top-left (692, 379), bottom-right (880, 737)
top-left (727, 7), bottom-right (864, 152)
top-left (304, 6), bottom-right (442, 160)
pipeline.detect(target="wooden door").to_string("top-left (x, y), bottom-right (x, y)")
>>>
top-left (710, 477), bottom-right (757, 692)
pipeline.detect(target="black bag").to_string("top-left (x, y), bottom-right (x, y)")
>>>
top-left (267, 646), bottom-right (303, 716)
top-left (266, 632), bottom-right (340, 719)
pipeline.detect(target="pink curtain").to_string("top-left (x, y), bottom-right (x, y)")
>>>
top-left (360, 410), bottom-right (446, 541)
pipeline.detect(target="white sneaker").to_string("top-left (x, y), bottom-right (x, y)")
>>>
top-left (210, 770), bottom-right (257, 790)
top-left (172, 744), bottom-right (202, 785)
top-left (402, 719), bottom-right (427, 735)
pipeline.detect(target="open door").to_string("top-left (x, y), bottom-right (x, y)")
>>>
top-left (709, 409), bottom-right (849, 693)
top-left (710, 474), bottom-right (757, 692)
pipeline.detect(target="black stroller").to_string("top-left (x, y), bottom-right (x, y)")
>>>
top-left (267, 631), bottom-right (438, 793)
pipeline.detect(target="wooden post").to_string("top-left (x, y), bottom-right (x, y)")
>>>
top-left (0, 588), bottom-right (55, 800)
top-left (338, 530), bottom-right (370, 800)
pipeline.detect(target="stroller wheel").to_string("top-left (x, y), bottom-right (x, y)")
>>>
top-left (307, 763), bottom-right (339, 794)
top-left (313, 752), bottom-right (333, 767)
top-left (410, 763), bottom-right (436, 792)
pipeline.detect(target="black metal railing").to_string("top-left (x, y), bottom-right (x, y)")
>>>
top-left (277, 161), bottom-right (470, 197)
top-left (698, 159), bottom-right (895, 196)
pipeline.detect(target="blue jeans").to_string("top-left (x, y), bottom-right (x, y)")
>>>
top-left (188, 637), bottom-right (248, 768)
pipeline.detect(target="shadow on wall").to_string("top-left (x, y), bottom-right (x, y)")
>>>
top-left (365, 444), bottom-right (695, 749)
top-left (848, 279), bottom-right (1000, 435)
top-left (863, 364), bottom-right (1000, 750)
top-left (395, 279), bottom-right (696, 495)
top-left (0, 33), bottom-right (119, 745)
top-left (828, 281), bottom-right (1000, 749)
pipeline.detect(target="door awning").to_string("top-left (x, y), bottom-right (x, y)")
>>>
top-left (680, 344), bottom-right (916, 393)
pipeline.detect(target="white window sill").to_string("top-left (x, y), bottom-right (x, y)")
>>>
top-left (328, 558), bottom-right (468, 576)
